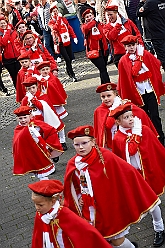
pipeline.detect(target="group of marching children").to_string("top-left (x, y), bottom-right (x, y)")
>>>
top-left (13, 50), bottom-right (68, 180)
top-left (10, 2), bottom-right (165, 247)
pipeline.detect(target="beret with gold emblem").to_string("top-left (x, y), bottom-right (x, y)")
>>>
top-left (96, 83), bottom-right (117, 93)
top-left (68, 125), bottom-right (94, 139)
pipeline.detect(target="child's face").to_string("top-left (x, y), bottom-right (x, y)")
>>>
top-left (17, 115), bottom-right (31, 126)
top-left (106, 11), bottom-right (117, 23)
top-left (51, 8), bottom-right (58, 17)
top-left (73, 136), bottom-right (95, 157)
top-left (17, 23), bottom-right (27, 34)
top-left (84, 13), bottom-right (94, 23)
top-left (32, 193), bottom-right (55, 215)
top-left (39, 67), bottom-right (51, 77)
top-left (19, 59), bottom-right (31, 68)
top-left (26, 84), bottom-right (38, 95)
top-left (125, 43), bottom-right (137, 54)
top-left (100, 90), bottom-right (116, 107)
top-left (117, 111), bottom-right (134, 128)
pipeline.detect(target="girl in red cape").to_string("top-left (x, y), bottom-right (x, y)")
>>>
top-left (111, 104), bottom-right (165, 247)
top-left (64, 125), bottom-right (161, 248)
top-left (29, 179), bottom-right (112, 248)
top-left (13, 106), bottom-right (63, 180)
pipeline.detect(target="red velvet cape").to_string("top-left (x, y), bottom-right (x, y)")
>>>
top-left (94, 102), bottom-right (158, 148)
top-left (118, 50), bottom-right (165, 106)
top-left (38, 73), bottom-right (67, 106)
top-left (31, 206), bottom-right (112, 248)
top-left (112, 125), bottom-right (165, 196)
top-left (21, 93), bottom-right (64, 132)
top-left (13, 120), bottom-right (63, 175)
top-left (64, 147), bottom-right (159, 238)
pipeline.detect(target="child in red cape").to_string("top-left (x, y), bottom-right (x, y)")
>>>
top-left (64, 125), bottom-right (161, 248)
top-left (111, 104), bottom-right (165, 247)
top-left (34, 61), bottom-right (68, 151)
top-left (29, 179), bottom-right (112, 248)
top-left (94, 83), bottom-right (158, 149)
top-left (13, 106), bottom-right (63, 179)
top-left (118, 34), bottom-right (165, 145)
top-left (16, 52), bottom-right (38, 102)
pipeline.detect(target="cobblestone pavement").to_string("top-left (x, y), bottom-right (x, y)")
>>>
top-left (1, 51), bottom-right (165, 247)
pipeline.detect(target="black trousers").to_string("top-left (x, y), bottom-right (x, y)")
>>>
top-left (152, 39), bottom-right (165, 71)
top-left (141, 92), bottom-right (164, 145)
top-left (59, 43), bottom-right (75, 77)
top-left (3, 59), bottom-right (21, 88)
top-left (90, 52), bottom-right (110, 84)
top-left (114, 54), bottom-right (124, 68)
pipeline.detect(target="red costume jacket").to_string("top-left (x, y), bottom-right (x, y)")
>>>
top-left (32, 205), bottom-right (112, 248)
top-left (82, 20), bottom-right (108, 55)
top-left (94, 101), bottom-right (158, 148)
top-left (64, 147), bottom-right (159, 238)
top-left (21, 44), bottom-right (57, 72)
top-left (49, 17), bottom-right (76, 46)
top-left (103, 18), bottom-right (143, 55)
top-left (21, 92), bottom-right (64, 132)
top-left (112, 125), bottom-right (165, 196)
top-left (13, 120), bottom-right (63, 175)
top-left (118, 50), bottom-right (165, 106)
top-left (0, 26), bottom-right (20, 59)
top-left (36, 73), bottom-right (67, 106)
top-left (16, 66), bottom-right (37, 102)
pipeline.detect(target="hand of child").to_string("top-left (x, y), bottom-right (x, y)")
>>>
top-left (136, 44), bottom-right (144, 57)
top-left (26, 92), bottom-right (34, 101)
top-left (132, 116), bottom-right (142, 136)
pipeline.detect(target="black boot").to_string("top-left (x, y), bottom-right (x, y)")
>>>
top-left (153, 231), bottom-right (165, 247)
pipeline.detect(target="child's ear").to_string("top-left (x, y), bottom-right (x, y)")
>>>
top-left (115, 119), bottom-right (120, 126)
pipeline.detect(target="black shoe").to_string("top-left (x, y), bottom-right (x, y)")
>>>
top-left (153, 231), bottom-right (165, 247)
top-left (131, 241), bottom-right (138, 248)
top-left (52, 157), bottom-right (59, 163)
top-left (62, 142), bottom-right (68, 151)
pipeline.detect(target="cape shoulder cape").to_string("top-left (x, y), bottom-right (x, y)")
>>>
top-left (118, 50), bottom-right (165, 106)
top-left (31, 206), bottom-right (112, 248)
top-left (64, 147), bottom-right (159, 238)
top-left (112, 125), bottom-right (165, 196)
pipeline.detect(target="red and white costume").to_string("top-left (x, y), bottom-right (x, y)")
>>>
top-left (21, 43), bottom-right (57, 72)
top-left (21, 91), bottom-right (64, 132)
top-left (118, 50), bottom-right (165, 106)
top-left (64, 147), bottom-right (160, 238)
top-left (103, 15), bottom-right (143, 56)
top-left (94, 98), bottom-right (158, 149)
top-left (49, 16), bottom-right (76, 47)
top-left (13, 120), bottom-right (63, 178)
top-left (16, 66), bottom-right (37, 103)
top-left (34, 73), bottom-right (68, 119)
top-left (31, 202), bottom-right (112, 248)
top-left (112, 124), bottom-right (165, 196)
